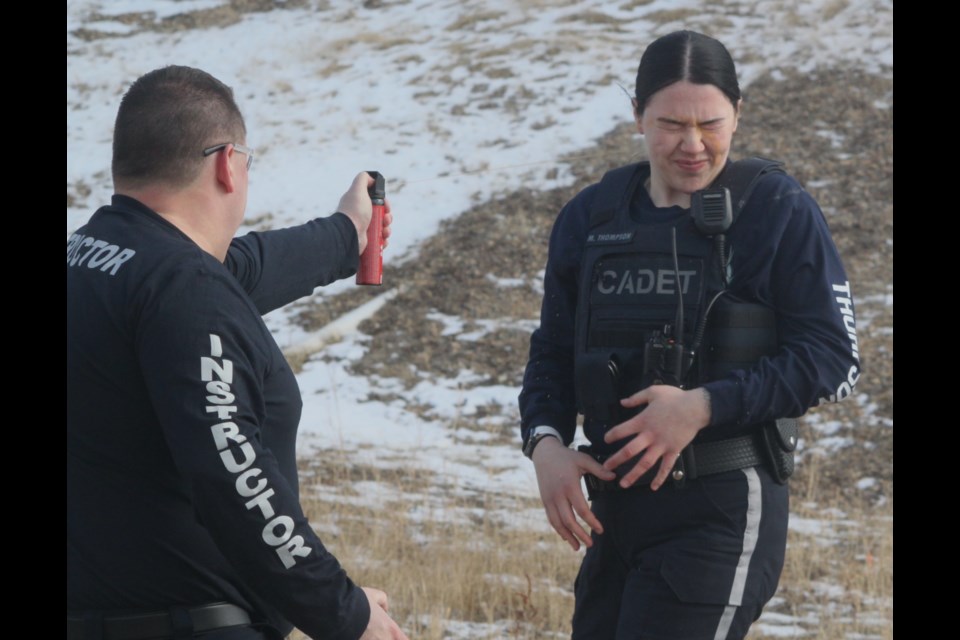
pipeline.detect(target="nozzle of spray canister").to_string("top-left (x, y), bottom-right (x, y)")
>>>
top-left (356, 171), bottom-right (386, 286)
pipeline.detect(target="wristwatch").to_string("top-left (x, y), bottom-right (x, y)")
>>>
top-left (523, 427), bottom-right (560, 459)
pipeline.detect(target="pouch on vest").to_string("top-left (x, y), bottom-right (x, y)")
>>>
top-left (696, 295), bottom-right (778, 384)
top-left (575, 351), bottom-right (623, 423)
top-left (761, 418), bottom-right (799, 484)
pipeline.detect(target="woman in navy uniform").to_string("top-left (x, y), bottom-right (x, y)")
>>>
top-left (519, 31), bottom-right (859, 639)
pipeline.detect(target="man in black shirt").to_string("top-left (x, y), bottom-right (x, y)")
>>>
top-left (67, 65), bottom-right (408, 640)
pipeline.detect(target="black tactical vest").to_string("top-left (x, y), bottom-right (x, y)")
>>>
top-left (573, 159), bottom-right (784, 434)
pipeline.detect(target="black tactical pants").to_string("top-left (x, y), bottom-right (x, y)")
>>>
top-left (572, 466), bottom-right (788, 640)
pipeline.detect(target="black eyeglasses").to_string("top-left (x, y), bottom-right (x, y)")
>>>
top-left (202, 142), bottom-right (255, 171)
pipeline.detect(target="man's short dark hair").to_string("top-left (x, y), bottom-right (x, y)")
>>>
top-left (112, 65), bottom-right (246, 189)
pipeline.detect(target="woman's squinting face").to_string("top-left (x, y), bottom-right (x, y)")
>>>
top-left (636, 81), bottom-right (740, 208)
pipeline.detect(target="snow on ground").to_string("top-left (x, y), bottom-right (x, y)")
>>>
top-left (67, 0), bottom-right (893, 267)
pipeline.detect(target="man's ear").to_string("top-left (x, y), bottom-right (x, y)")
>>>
top-left (214, 145), bottom-right (237, 194)
top-left (732, 98), bottom-right (742, 133)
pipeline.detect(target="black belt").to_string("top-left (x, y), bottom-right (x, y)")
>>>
top-left (67, 602), bottom-right (252, 640)
top-left (584, 433), bottom-right (765, 494)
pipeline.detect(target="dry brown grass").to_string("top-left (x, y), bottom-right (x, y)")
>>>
top-left (71, 0), bottom-right (313, 41)
top-left (67, 179), bottom-right (93, 209)
top-left (753, 455), bottom-right (893, 639)
top-left (618, 0), bottom-right (656, 10)
top-left (290, 448), bottom-right (892, 639)
top-left (446, 11), bottom-right (507, 32)
top-left (291, 454), bottom-right (579, 639)
top-left (641, 8), bottom-right (701, 24)
top-left (556, 11), bottom-right (628, 26)
top-left (822, 0), bottom-right (851, 21)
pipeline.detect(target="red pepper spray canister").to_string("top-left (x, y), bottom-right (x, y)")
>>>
top-left (356, 171), bottom-right (386, 286)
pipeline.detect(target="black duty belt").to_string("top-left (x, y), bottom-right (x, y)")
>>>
top-left (584, 432), bottom-right (765, 495)
top-left (66, 602), bottom-right (252, 640)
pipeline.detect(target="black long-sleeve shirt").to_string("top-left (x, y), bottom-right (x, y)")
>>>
top-left (67, 195), bottom-right (368, 640)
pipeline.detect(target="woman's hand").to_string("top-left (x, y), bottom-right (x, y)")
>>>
top-left (602, 386), bottom-right (711, 491)
top-left (532, 437), bottom-right (616, 550)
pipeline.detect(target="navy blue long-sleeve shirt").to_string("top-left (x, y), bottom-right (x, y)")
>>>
top-left (67, 195), bottom-right (368, 640)
top-left (520, 168), bottom-right (860, 449)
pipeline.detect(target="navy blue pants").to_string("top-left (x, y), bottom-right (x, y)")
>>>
top-left (572, 466), bottom-right (788, 640)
